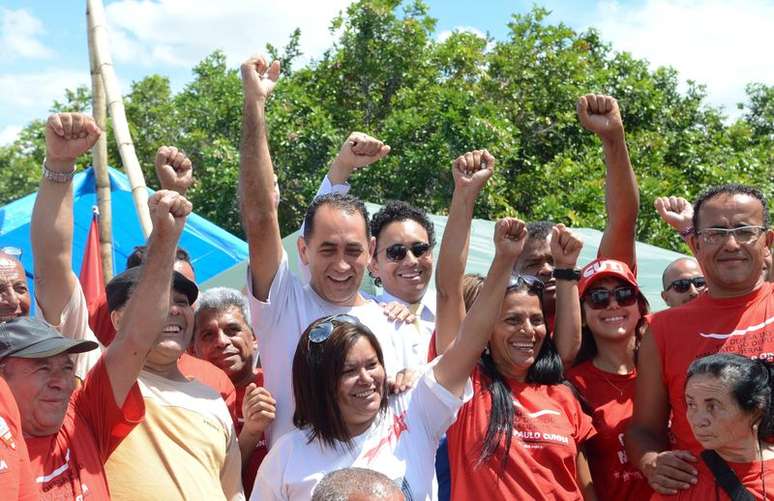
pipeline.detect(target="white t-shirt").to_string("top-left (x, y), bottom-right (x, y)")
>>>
top-left (251, 366), bottom-right (472, 501)
top-left (372, 290), bottom-right (436, 367)
top-left (248, 252), bottom-right (425, 447)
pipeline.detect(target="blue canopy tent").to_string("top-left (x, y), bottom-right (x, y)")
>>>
top-left (0, 166), bottom-right (248, 311)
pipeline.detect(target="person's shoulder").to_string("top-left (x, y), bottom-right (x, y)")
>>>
top-left (565, 360), bottom-right (594, 386)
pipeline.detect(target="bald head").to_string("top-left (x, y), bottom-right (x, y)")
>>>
top-left (312, 468), bottom-right (404, 501)
top-left (661, 257), bottom-right (705, 308)
top-left (0, 252), bottom-right (30, 322)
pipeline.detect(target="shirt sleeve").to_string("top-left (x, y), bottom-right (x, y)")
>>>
top-left (73, 355), bottom-right (145, 461)
top-left (409, 361), bottom-right (474, 442)
top-left (567, 388), bottom-right (596, 445)
top-left (251, 446), bottom-right (286, 501)
top-left (221, 425), bottom-right (246, 501)
top-left (247, 250), bottom-right (296, 337)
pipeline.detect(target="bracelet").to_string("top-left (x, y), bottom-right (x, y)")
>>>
top-left (42, 160), bottom-right (76, 183)
top-left (552, 268), bottom-right (581, 281)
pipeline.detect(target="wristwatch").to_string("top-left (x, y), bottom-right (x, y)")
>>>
top-left (552, 268), bottom-right (581, 281)
top-left (42, 160), bottom-right (76, 183)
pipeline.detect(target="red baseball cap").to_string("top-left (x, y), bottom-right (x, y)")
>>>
top-left (578, 258), bottom-right (639, 297)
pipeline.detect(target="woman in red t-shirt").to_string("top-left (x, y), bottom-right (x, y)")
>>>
top-left (566, 258), bottom-right (653, 500)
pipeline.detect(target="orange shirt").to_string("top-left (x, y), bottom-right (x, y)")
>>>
top-left (650, 282), bottom-right (774, 453)
top-left (25, 356), bottom-right (144, 500)
top-left (0, 378), bottom-right (37, 501)
top-left (651, 457), bottom-right (774, 500)
top-left (567, 361), bottom-right (652, 500)
top-left (446, 367), bottom-right (595, 500)
top-left (234, 369), bottom-right (268, 497)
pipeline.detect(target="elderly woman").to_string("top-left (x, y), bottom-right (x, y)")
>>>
top-left (652, 353), bottom-right (774, 499)
top-left (252, 218), bottom-right (529, 500)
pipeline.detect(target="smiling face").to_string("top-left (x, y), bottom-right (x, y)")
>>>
top-left (691, 193), bottom-right (773, 297)
top-left (489, 290), bottom-right (546, 382)
top-left (582, 277), bottom-right (641, 342)
top-left (299, 205), bottom-right (373, 306)
top-left (194, 306), bottom-right (254, 383)
top-left (0, 254), bottom-right (30, 322)
top-left (336, 336), bottom-right (386, 437)
top-left (2, 353), bottom-right (76, 436)
top-left (369, 220), bottom-right (433, 304)
top-left (685, 373), bottom-right (760, 452)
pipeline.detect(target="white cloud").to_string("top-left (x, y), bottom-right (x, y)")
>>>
top-left (437, 26), bottom-right (487, 43)
top-left (103, 0), bottom-right (355, 68)
top-left (0, 70), bottom-right (91, 115)
top-left (589, 0), bottom-right (774, 118)
top-left (0, 8), bottom-right (53, 61)
top-left (0, 125), bottom-right (22, 146)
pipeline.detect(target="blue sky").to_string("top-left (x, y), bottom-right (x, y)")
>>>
top-left (1, 0), bottom-right (772, 144)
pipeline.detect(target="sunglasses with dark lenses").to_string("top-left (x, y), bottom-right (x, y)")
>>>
top-left (382, 242), bottom-right (432, 262)
top-left (507, 274), bottom-right (545, 296)
top-left (666, 276), bottom-right (706, 293)
top-left (308, 313), bottom-right (361, 344)
top-left (584, 285), bottom-right (638, 310)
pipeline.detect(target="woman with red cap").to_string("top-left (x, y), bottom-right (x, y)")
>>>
top-left (566, 258), bottom-right (653, 499)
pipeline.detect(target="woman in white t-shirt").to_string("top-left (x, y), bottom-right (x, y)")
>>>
top-left (252, 218), bottom-right (530, 501)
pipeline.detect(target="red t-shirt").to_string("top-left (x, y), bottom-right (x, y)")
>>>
top-left (651, 457), bottom-right (774, 500)
top-left (446, 366), bottom-right (596, 500)
top-left (234, 370), bottom-right (269, 497)
top-left (89, 292), bottom-right (238, 422)
top-left (24, 356), bottom-right (144, 500)
top-left (0, 378), bottom-right (37, 501)
top-left (567, 361), bottom-right (652, 500)
top-left (650, 282), bottom-right (774, 453)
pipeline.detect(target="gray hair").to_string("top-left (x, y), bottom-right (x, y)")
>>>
top-left (194, 287), bottom-right (251, 325)
top-left (311, 468), bottom-right (403, 501)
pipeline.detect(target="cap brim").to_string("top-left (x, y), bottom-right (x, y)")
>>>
top-left (580, 270), bottom-right (639, 297)
top-left (11, 337), bottom-right (99, 359)
top-left (172, 271), bottom-right (198, 305)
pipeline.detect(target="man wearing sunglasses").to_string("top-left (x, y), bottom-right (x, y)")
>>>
top-left (627, 183), bottom-right (774, 496)
top-left (660, 257), bottom-right (706, 308)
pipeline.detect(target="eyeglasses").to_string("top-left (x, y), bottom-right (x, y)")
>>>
top-left (507, 274), bottom-right (544, 296)
top-left (584, 285), bottom-right (638, 310)
top-left (696, 226), bottom-right (767, 245)
top-left (379, 242), bottom-right (432, 262)
top-left (308, 313), bottom-right (361, 344)
top-left (666, 276), bottom-right (706, 293)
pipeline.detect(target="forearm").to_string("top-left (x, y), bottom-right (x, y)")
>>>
top-left (552, 279), bottom-right (581, 365)
top-left (602, 135), bottom-right (639, 232)
top-left (238, 428), bottom-right (263, 466)
top-left (626, 424), bottom-right (670, 474)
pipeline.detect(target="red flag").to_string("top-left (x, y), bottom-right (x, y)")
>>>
top-left (79, 208), bottom-right (105, 308)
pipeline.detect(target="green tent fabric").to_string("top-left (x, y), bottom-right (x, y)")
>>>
top-left (200, 203), bottom-right (687, 311)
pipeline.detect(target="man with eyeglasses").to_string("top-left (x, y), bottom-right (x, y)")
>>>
top-left (626, 183), bottom-right (774, 496)
top-left (660, 257), bottom-right (706, 308)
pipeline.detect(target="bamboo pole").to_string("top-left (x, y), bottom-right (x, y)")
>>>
top-left (86, 0), bottom-right (152, 238)
top-left (86, 3), bottom-right (114, 281)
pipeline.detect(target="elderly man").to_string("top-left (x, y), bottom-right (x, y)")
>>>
top-left (660, 257), bottom-right (706, 307)
top-left (0, 251), bottom-right (29, 323)
top-left (312, 468), bottom-right (405, 501)
top-left (626, 183), bottom-right (774, 495)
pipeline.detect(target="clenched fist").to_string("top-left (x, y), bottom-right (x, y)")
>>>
top-left (452, 149), bottom-right (495, 196)
top-left (330, 132), bottom-right (390, 176)
top-left (148, 190), bottom-right (192, 239)
top-left (654, 196), bottom-right (693, 234)
top-left (494, 217), bottom-right (527, 261)
top-left (242, 383), bottom-right (276, 436)
top-left (45, 113), bottom-right (102, 171)
top-left (241, 54), bottom-right (280, 102)
top-left (577, 94), bottom-right (624, 143)
top-left (155, 146), bottom-right (193, 195)
top-left (550, 224), bottom-right (583, 269)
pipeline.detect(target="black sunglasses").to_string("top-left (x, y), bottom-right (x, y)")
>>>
top-left (666, 276), bottom-right (706, 293)
top-left (507, 274), bottom-right (545, 296)
top-left (584, 285), bottom-right (638, 310)
top-left (306, 313), bottom-right (363, 366)
top-left (380, 242), bottom-right (432, 262)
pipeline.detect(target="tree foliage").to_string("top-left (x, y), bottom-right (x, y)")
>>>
top-left (1, 1), bottom-right (771, 252)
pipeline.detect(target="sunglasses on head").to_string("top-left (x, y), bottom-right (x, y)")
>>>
top-left (584, 285), bottom-right (638, 310)
top-left (666, 276), bottom-right (706, 293)
top-left (380, 242), bottom-right (431, 262)
top-left (306, 313), bottom-right (363, 366)
top-left (507, 274), bottom-right (545, 296)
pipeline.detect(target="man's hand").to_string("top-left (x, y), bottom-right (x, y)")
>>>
top-left (641, 450), bottom-right (698, 495)
top-left (654, 196), bottom-right (694, 234)
top-left (242, 383), bottom-right (276, 436)
top-left (381, 301), bottom-right (417, 324)
top-left (550, 224), bottom-right (583, 269)
top-left (494, 217), bottom-right (527, 262)
top-left (241, 54), bottom-right (281, 102)
top-left (155, 146), bottom-right (193, 195)
top-left (45, 113), bottom-right (102, 171)
top-left (577, 94), bottom-right (624, 143)
top-left (148, 190), bottom-right (192, 239)
top-left (389, 368), bottom-right (420, 394)
top-left (328, 132), bottom-right (390, 184)
top-left (452, 149), bottom-right (495, 196)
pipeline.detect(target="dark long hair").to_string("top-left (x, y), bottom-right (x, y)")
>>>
top-left (476, 285), bottom-right (564, 468)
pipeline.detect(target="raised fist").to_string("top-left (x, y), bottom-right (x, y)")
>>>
top-left (242, 383), bottom-right (276, 436)
top-left (148, 190), bottom-right (192, 238)
top-left (494, 217), bottom-right (527, 261)
top-left (550, 224), bottom-right (583, 269)
top-left (654, 196), bottom-right (693, 234)
top-left (240, 54), bottom-right (280, 102)
top-left (452, 149), bottom-right (495, 196)
top-left (331, 132), bottom-right (391, 174)
top-left (45, 113), bottom-right (102, 171)
top-left (155, 146), bottom-right (193, 195)
top-left (576, 94), bottom-right (624, 142)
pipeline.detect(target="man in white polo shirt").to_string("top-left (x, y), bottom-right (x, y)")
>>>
top-left (238, 53), bottom-right (419, 448)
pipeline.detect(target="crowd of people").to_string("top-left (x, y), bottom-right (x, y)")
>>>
top-left (0, 52), bottom-right (772, 501)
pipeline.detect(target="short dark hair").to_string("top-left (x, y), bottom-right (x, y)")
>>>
top-left (312, 467), bottom-right (403, 501)
top-left (370, 201), bottom-right (436, 248)
top-left (686, 353), bottom-right (774, 441)
top-left (692, 184), bottom-right (770, 230)
top-left (292, 317), bottom-right (388, 448)
top-left (126, 245), bottom-right (193, 269)
top-left (303, 193), bottom-right (370, 241)
top-left (526, 221), bottom-right (555, 241)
